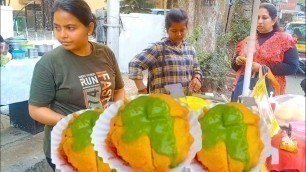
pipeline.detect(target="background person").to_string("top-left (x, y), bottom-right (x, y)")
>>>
top-left (28, 0), bottom-right (125, 170)
top-left (232, 3), bottom-right (299, 99)
top-left (128, 8), bottom-right (203, 94)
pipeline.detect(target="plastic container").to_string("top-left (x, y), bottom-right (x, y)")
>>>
top-left (7, 37), bottom-right (27, 53)
top-left (11, 49), bottom-right (26, 59)
top-left (35, 44), bottom-right (53, 56)
top-left (28, 48), bottom-right (39, 58)
top-left (21, 43), bottom-right (34, 57)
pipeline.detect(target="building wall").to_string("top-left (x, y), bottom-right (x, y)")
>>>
top-left (280, 0), bottom-right (297, 10)
top-left (8, 0), bottom-right (105, 12)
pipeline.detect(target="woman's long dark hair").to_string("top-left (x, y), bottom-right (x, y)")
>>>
top-left (259, 3), bottom-right (281, 31)
top-left (51, 0), bottom-right (97, 35)
top-left (165, 8), bottom-right (189, 30)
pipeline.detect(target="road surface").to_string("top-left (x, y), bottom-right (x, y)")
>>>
top-left (286, 73), bottom-right (305, 96)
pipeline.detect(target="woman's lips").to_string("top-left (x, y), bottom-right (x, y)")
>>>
top-left (61, 42), bottom-right (71, 46)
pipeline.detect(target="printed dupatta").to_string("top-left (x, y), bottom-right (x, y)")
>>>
top-left (235, 31), bottom-right (297, 94)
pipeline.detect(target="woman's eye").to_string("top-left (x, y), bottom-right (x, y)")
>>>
top-left (53, 26), bottom-right (60, 31)
top-left (68, 27), bottom-right (75, 31)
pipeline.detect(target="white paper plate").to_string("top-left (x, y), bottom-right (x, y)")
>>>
top-left (50, 109), bottom-right (92, 172)
top-left (189, 113), bottom-right (272, 172)
top-left (91, 97), bottom-right (202, 172)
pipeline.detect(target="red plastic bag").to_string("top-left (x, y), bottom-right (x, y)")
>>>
top-left (266, 122), bottom-right (306, 172)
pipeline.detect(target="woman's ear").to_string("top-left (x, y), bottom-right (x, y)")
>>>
top-left (272, 18), bottom-right (277, 26)
top-left (88, 22), bottom-right (95, 35)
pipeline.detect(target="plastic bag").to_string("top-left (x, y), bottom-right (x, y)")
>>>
top-left (271, 94), bottom-right (305, 126)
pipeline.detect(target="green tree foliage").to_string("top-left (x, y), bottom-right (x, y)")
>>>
top-left (120, 0), bottom-right (154, 14)
top-left (230, 0), bottom-right (251, 44)
top-left (187, 27), bottom-right (231, 91)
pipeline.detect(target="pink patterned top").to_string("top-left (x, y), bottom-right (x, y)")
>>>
top-left (235, 31), bottom-right (297, 94)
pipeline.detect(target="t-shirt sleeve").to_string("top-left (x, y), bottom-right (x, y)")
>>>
top-left (29, 61), bottom-right (55, 106)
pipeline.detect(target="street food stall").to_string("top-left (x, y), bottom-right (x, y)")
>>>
top-left (46, 0), bottom-right (305, 171)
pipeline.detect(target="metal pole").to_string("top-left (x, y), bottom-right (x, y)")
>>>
top-left (225, 4), bottom-right (232, 33)
top-left (242, 0), bottom-right (261, 96)
top-left (42, 0), bottom-right (45, 40)
top-left (33, 1), bottom-right (37, 32)
top-left (25, 5), bottom-right (28, 32)
top-left (164, 0), bottom-right (168, 15)
top-left (33, 1), bottom-right (38, 40)
top-left (107, 0), bottom-right (120, 62)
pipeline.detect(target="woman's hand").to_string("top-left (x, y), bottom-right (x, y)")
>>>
top-left (236, 56), bottom-right (247, 66)
top-left (188, 76), bottom-right (202, 93)
top-left (251, 62), bottom-right (261, 73)
top-left (133, 79), bottom-right (148, 94)
top-left (137, 88), bottom-right (148, 94)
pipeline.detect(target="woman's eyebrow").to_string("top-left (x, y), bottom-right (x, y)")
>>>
top-left (53, 23), bottom-right (77, 27)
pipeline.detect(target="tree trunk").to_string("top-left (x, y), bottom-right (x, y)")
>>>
top-left (42, 0), bottom-right (54, 31)
top-left (178, 0), bottom-right (228, 53)
top-left (177, 0), bottom-right (196, 31)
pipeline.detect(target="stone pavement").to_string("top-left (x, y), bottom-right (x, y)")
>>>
top-left (0, 73), bottom-right (142, 171)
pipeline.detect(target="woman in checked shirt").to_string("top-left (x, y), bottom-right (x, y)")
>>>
top-left (129, 8), bottom-right (203, 94)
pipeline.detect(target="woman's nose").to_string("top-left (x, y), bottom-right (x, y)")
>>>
top-left (60, 30), bottom-right (68, 38)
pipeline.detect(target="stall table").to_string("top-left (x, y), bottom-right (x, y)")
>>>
top-left (1, 58), bottom-right (44, 134)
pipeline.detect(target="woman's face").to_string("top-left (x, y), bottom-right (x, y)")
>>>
top-left (53, 9), bottom-right (93, 54)
top-left (167, 21), bottom-right (188, 45)
top-left (257, 8), bottom-right (276, 34)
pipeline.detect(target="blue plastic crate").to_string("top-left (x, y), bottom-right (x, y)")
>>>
top-left (11, 49), bottom-right (26, 60)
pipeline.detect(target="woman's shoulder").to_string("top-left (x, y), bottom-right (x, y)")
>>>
top-left (274, 31), bottom-right (294, 40)
top-left (272, 31), bottom-right (297, 49)
top-left (39, 46), bottom-right (62, 60)
top-left (92, 42), bottom-right (110, 50)
top-left (37, 46), bottom-right (67, 66)
top-left (91, 42), bottom-right (116, 56)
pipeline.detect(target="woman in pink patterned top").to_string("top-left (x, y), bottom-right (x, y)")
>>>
top-left (232, 3), bottom-right (299, 96)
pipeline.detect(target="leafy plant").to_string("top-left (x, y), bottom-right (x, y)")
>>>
top-left (188, 27), bottom-right (231, 91)
top-left (229, 0), bottom-right (251, 44)
top-left (120, 0), bottom-right (154, 14)
top-left (230, 18), bottom-right (251, 44)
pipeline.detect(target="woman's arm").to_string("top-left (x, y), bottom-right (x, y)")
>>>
top-left (133, 79), bottom-right (147, 93)
top-left (266, 46), bottom-right (299, 75)
top-left (113, 88), bottom-right (125, 101)
top-left (129, 44), bottom-right (159, 92)
top-left (189, 74), bottom-right (202, 92)
top-left (29, 104), bottom-right (64, 126)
